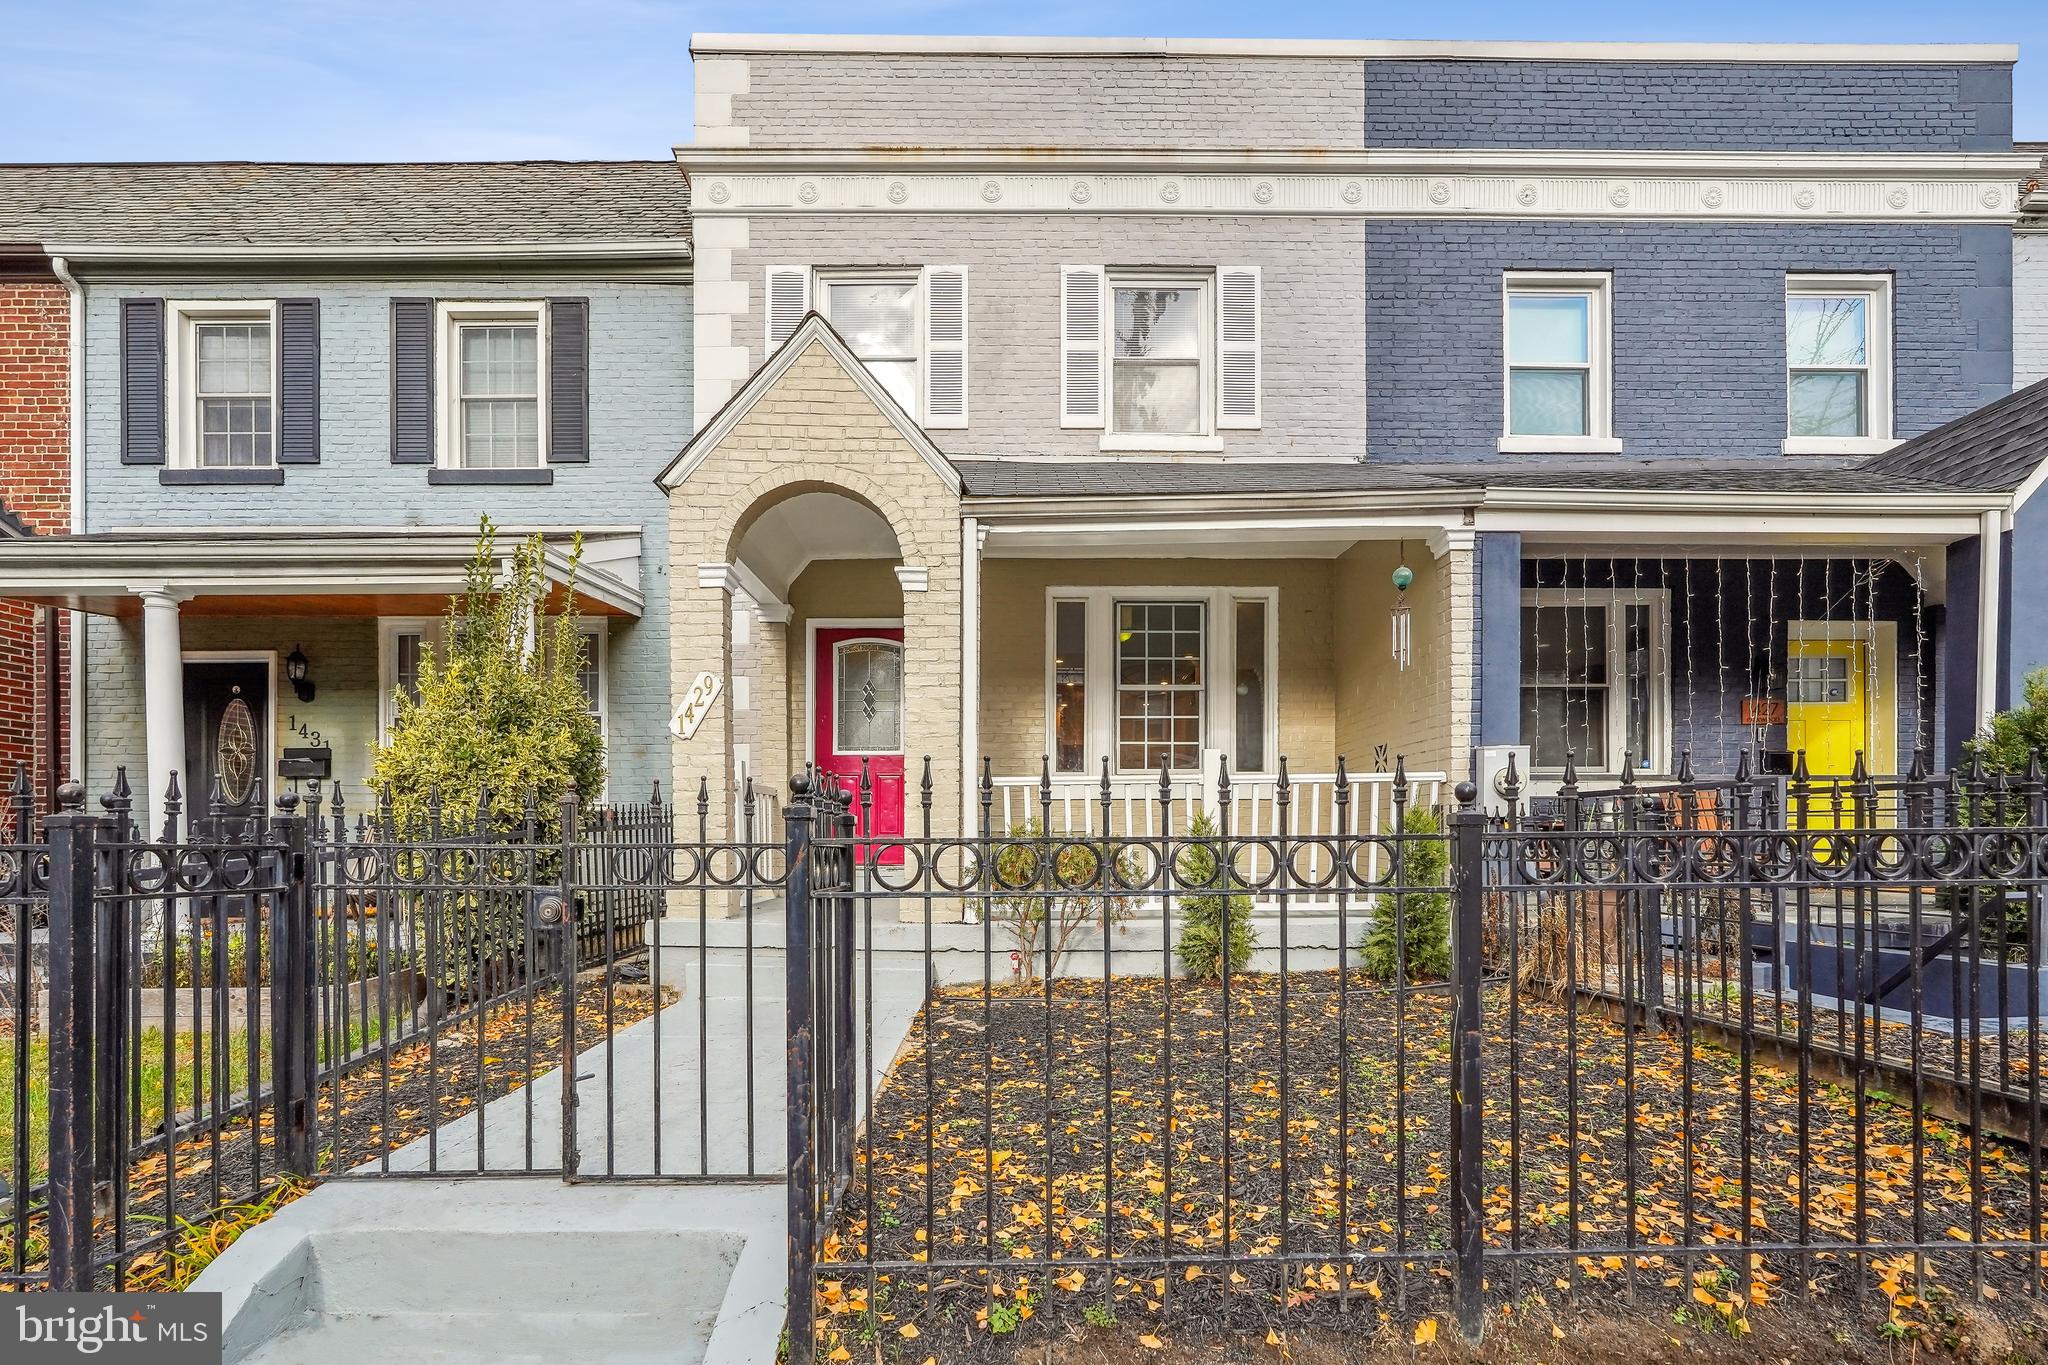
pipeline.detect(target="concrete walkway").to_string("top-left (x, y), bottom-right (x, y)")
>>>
top-left (192, 938), bottom-right (932, 1362)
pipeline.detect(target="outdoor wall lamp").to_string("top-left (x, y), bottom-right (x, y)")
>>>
top-left (285, 644), bottom-right (316, 703)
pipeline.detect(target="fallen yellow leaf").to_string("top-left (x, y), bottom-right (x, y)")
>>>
top-left (897, 1323), bottom-right (919, 1339)
top-left (1414, 1319), bottom-right (1439, 1346)
top-left (1138, 1333), bottom-right (1165, 1350)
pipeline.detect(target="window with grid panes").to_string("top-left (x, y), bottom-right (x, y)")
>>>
top-left (194, 321), bottom-right (274, 467)
top-left (457, 323), bottom-right (541, 467)
top-left (1115, 601), bottom-right (1205, 772)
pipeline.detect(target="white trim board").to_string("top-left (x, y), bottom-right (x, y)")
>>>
top-left (690, 33), bottom-right (2018, 62)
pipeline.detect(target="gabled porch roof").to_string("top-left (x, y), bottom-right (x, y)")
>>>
top-left (0, 526), bottom-right (643, 617)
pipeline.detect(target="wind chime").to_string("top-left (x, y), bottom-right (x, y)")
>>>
top-left (1389, 549), bottom-right (1414, 671)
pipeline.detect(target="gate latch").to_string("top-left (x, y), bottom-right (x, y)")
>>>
top-left (529, 891), bottom-right (572, 929)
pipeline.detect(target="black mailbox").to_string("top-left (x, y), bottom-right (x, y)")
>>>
top-left (279, 746), bottom-right (333, 781)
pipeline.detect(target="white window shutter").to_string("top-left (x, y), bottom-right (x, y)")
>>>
top-left (1059, 265), bottom-right (1105, 429)
top-left (764, 266), bottom-right (810, 352)
top-left (923, 266), bottom-right (968, 428)
top-left (1217, 265), bottom-right (1262, 429)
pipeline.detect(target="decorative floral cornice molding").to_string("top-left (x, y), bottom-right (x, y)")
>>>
top-left (679, 149), bottom-right (2037, 223)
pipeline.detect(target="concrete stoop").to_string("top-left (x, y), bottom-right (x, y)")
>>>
top-left (191, 1180), bottom-right (786, 1365)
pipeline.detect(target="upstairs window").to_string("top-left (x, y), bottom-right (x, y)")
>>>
top-left (457, 321), bottom-right (540, 468)
top-left (1060, 265), bottom-right (1260, 448)
top-left (193, 320), bottom-right (274, 467)
top-left (821, 274), bottom-right (919, 415)
top-left (1111, 277), bottom-right (1209, 438)
top-left (1501, 273), bottom-right (1615, 453)
top-left (764, 267), bottom-right (969, 428)
top-left (1785, 275), bottom-right (1892, 452)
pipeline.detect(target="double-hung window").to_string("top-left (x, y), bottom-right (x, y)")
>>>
top-left (819, 274), bottom-right (920, 416)
top-left (436, 302), bottom-right (547, 470)
top-left (1060, 265), bottom-right (1260, 449)
top-left (1111, 276), bottom-right (1209, 439)
top-left (1784, 275), bottom-right (1892, 454)
top-left (764, 266), bottom-right (969, 427)
top-left (1500, 272), bottom-right (1616, 454)
top-left (1047, 588), bottom-right (1275, 777)
top-left (1519, 590), bottom-right (1668, 776)
top-left (167, 301), bottom-right (279, 470)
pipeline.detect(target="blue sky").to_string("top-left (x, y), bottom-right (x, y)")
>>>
top-left (3, 0), bottom-right (2044, 161)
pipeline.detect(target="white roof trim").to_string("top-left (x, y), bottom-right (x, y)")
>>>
top-left (656, 312), bottom-right (963, 495)
top-left (0, 528), bottom-right (644, 616)
top-left (692, 33), bottom-right (2018, 63)
top-left (47, 241), bottom-right (692, 265)
top-left (679, 147), bottom-right (2042, 177)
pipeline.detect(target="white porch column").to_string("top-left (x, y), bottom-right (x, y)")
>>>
top-left (959, 517), bottom-right (982, 835)
top-left (1977, 508), bottom-right (2004, 734)
top-left (136, 586), bottom-right (189, 835)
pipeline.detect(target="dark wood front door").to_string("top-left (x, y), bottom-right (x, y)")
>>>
top-left (183, 660), bottom-right (270, 821)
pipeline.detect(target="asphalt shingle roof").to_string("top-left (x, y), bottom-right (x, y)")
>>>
top-left (0, 161), bottom-right (691, 251)
top-left (1861, 375), bottom-right (2048, 493)
top-left (952, 455), bottom-right (1963, 500)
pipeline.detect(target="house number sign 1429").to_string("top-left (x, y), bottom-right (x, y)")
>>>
top-left (670, 672), bottom-right (724, 740)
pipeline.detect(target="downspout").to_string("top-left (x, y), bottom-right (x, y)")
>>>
top-left (1976, 507), bottom-right (2003, 737)
top-left (50, 255), bottom-right (85, 794)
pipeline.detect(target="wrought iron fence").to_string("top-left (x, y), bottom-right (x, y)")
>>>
top-left (778, 754), bottom-right (2048, 1359)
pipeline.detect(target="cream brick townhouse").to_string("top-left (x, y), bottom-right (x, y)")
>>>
top-left (666, 33), bottom-right (2048, 848)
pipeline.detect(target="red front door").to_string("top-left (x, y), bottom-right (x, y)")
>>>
top-left (813, 626), bottom-right (906, 863)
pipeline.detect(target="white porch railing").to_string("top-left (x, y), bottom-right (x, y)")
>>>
top-left (988, 768), bottom-right (1449, 907)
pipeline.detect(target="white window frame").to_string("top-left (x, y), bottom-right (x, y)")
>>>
top-left (435, 300), bottom-right (549, 469)
top-left (165, 299), bottom-right (279, 470)
top-left (1499, 272), bottom-right (1619, 455)
top-left (376, 617), bottom-right (440, 739)
top-left (1100, 269), bottom-right (1221, 454)
top-left (1519, 587), bottom-right (1671, 779)
top-left (574, 621), bottom-right (609, 746)
top-left (1043, 586), bottom-right (1279, 777)
top-left (1783, 273), bottom-right (1895, 456)
top-left (814, 268), bottom-right (925, 421)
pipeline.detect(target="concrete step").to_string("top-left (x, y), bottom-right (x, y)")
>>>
top-left (245, 1308), bottom-right (704, 1365)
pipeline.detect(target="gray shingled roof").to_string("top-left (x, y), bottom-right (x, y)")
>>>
top-left (953, 455), bottom-right (1964, 500)
top-left (1861, 375), bottom-right (2048, 493)
top-left (0, 161), bottom-right (690, 251)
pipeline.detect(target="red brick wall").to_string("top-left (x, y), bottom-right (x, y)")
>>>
top-left (0, 277), bottom-right (71, 812)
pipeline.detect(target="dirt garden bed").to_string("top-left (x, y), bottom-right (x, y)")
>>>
top-left (817, 971), bottom-right (2048, 1362)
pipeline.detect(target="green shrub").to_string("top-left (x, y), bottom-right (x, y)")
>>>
top-left (1174, 811), bottom-right (1255, 979)
top-left (371, 518), bottom-right (604, 997)
top-left (1359, 805), bottom-right (1451, 981)
top-left (137, 926), bottom-right (388, 989)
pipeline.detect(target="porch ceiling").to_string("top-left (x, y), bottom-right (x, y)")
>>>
top-left (733, 491), bottom-right (898, 599)
top-left (0, 526), bottom-right (643, 618)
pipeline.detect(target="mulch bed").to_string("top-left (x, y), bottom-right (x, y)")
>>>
top-left (817, 971), bottom-right (2048, 1363)
top-left (4, 968), bottom-right (670, 1291)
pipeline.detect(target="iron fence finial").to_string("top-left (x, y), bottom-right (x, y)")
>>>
top-left (1454, 779), bottom-right (1478, 810)
top-left (56, 778), bottom-right (85, 811)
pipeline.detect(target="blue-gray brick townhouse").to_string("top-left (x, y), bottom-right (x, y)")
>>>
top-left (667, 33), bottom-right (2046, 849)
top-left (0, 163), bottom-right (692, 829)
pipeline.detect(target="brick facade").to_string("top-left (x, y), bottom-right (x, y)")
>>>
top-left (1365, 220), bottom-right (2015, 458)
top-left (0, 276), bottom-right (70, 810)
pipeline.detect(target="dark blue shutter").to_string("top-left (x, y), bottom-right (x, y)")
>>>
top-left (277, 298), bottom-right (321, 464)
top-left (120, 298), bottom-right (166, 464)
top-left (390, 298), bottom-right (434, 464)
top-left (547, 298), bottom-right (589, 463)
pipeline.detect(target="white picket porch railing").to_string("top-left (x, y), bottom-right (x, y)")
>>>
top-left (987, 766), bottom-right (1449, 907)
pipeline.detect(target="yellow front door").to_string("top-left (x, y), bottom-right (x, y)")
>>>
top-left (1785, 638), bottom-right (1868, 827)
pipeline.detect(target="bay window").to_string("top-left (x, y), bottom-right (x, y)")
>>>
top-left (1047, 588), bottom-right (1276, 776)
